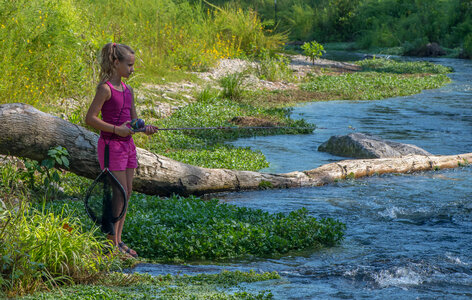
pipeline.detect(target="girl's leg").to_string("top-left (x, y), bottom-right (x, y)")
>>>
top-left (109, 170), bottom-right (128, 246)
top-left (115, 168), bottom-right (137, 256)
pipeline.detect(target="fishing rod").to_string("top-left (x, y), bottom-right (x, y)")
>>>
top-left (131, 119), bottom-right (316, 132)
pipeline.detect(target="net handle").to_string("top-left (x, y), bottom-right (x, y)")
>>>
top-left (104, 144), bottom-right (109, 169)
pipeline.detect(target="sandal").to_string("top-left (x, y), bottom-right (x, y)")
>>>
top-left (118, 242), bottom-right (138, 258)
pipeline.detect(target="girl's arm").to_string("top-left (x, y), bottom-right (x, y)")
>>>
top-left (85, 84), bottom-right (133, 137)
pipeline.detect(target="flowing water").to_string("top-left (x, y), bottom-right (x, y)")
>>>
top-left (133, 55), bottom-right (472, 299)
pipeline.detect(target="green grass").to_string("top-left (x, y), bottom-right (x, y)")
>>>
top-left (0, 202), bottom-right (118, 298)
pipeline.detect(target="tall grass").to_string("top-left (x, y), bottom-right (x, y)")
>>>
top-left (0, 202), bottom-right (117, 297)
top-left (0, 0), bottom-right (285, 109)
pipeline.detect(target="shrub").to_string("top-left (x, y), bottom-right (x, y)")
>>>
top-left (301, 41), bottom-right (326, 64)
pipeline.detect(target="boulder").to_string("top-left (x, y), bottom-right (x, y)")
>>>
top-left (405, 42), bottom-right (446, 57)
top-left (318, 133), bottom-right (431, 158)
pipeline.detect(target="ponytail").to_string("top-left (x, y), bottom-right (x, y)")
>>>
top-left (98, 43), bottom-right (135, 88)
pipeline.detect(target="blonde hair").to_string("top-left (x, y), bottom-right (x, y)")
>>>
top-left (98, 43), bottom-right (135, 87)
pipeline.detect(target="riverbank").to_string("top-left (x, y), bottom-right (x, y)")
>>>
top-left (0, 54), bottom-right (455, 298)
top-left (128, 55), bottom-right (452, 170)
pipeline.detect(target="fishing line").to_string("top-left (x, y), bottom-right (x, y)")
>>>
top-left (130, 119), bottom-right (316, 132)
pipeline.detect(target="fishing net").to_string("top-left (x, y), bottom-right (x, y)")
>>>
top-left (84, 145), bottom-right (127, 235)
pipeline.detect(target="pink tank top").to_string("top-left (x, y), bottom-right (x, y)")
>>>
top-left (100, 81), bottom-right (133, 141)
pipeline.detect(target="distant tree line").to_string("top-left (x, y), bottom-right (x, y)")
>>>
top-left (199, 0), bottom-right (472, 56)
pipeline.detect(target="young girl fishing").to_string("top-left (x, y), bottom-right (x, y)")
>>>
top-left (85, 43), bottom-right (157, 258)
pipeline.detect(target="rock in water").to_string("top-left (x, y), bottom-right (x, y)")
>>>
top-left (318, 133), bottom-right (431, 158)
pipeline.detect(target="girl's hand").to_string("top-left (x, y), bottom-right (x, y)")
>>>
top-left (145, 125), bottom-right (159, 135)
top-left (115, 121), bottom-right (134, 137)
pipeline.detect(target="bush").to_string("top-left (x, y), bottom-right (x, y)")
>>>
top-left (301, 41), bottom-right (326, 64)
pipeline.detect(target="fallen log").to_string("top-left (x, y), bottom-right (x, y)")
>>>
top-left (1, 103), bottom-right (471, 196)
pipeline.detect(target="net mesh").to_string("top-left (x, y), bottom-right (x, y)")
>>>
top-left (85, 169), bottom-right (127, 235)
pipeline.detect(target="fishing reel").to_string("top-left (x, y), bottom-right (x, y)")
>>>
top-left (131, 118), bottom-right (146, 132)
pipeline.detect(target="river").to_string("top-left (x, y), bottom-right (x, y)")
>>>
top-left (134, 55), bottom-right (472, 299)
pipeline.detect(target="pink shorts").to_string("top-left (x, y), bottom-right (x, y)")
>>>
top-left (97, 137), bottom-right (138, 171)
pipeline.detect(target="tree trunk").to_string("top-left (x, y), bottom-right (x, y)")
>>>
top-left (1, 103), bottom-right (471, 196)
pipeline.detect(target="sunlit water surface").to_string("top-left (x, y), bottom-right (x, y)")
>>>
top-left (133, 55), bottom-right (472, 299)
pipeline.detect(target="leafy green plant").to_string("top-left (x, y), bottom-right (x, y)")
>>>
top-left (463, 33), bottom-right (472, 59)
top-left (22, 146), bottom-right (69, 200)
top-left (46, 195), bottom-right (346, 262)
top-left (357, 58), bottom-right (453, 74)
top-left (301, 41), bottom-right (325, 65)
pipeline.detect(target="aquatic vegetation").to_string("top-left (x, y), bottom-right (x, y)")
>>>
top-left (46, 195), bottom-right (346, 262)
top-left (301, 71), bottom-right (451, 100)
top-left (356, 58), bottom-right (453, 74)
top-left (139, 94), bottom-right (313, 171)
top-left (19, 270), bottom-right (279, 299)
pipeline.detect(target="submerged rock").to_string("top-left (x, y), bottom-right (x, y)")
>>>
top-left (318, 133), bottom-right (431, 158)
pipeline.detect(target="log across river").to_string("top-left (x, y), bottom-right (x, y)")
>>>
top-left (0, 102), bottom-right (470, 196)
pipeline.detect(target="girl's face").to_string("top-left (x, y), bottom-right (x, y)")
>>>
top-left (115, 53), bottom-right (135, 78)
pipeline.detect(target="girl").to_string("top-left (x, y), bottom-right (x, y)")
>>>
top-left (85, 43), bottom-right (157, 258)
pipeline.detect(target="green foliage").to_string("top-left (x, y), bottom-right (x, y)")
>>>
top-left (253, 49), bottom-right (294, 82)
top-left (20, 270), bottom-right (278, 299)
top-left (165, 146), bottom-right (269, 171)
top-left (0, 157), bottom-right (29, 198)
top-left (219, 72), bottom-right (245, 100)
top-left (258, 180), bottom-right (273, 189)
top-left (0, 203), bottom-right (116, 297)
top-left (357, 58), bottom-right (453, 74)
top-left (0, 0), bottom-right (284, 108)
top-left (464, 33), bottom-right (472, 58)
top-left (21, 146), bottom-right (69, 200)
top-left (301, 41), bottom-right (326, 64)
top-left (46, 196), bottom-right (346, 262)
top-left (142, 94), bottom-right (313, 171)
top-left (302, 59), bottom-right (451, 100)
top-left (204, 0), bottom-right (471, 57)
top-left (0, 0), bottom-right (94, 107)
top-left (210, 4), bottom-right (287, 57)
top-left (302, 72), bottom-right (450, 100)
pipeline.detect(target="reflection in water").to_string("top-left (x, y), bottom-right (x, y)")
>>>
top-left (134, 56), bottom-right (472, 299)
